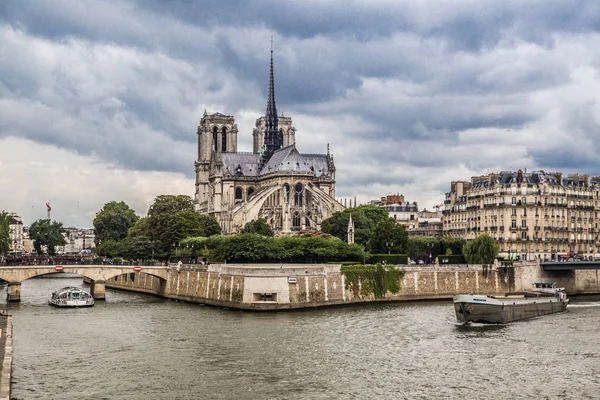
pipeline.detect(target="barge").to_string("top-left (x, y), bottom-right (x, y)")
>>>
top-left (453, 282), bottom-right (568, 324)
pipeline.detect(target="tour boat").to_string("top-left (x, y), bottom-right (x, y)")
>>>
top-left (453, 282), bottom-right (568, 324)
top-left (49, 287), bottom-right (95, 308)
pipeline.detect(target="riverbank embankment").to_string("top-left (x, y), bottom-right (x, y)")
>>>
top-left (0, 312), bottom-right (12, 400)
top-left (101, 260), bottom-right (589, 310)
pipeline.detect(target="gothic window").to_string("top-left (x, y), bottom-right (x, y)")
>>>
top-left (278, 129), bottom-right (284, 148)
top-left (247, 187), bottom-right (255, 199)
top-left (293, 211), bottom-right (301, 228)
top-left (212, 126), bottom-right (218, 152)
top-left (235, 187), bottom-right (243, 203)
top-left (294, 183), bottom-right (303, 206)
top-left (305, 212), bottom-right (312, 227)
top-left (222, 127), bottom-right (228, 152)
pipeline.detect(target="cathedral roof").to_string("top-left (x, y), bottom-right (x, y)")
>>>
top-left (220, 146), bottom-right (331, 178)
top-left (222, 153), bottom-right (260, 176)
top-left (259, 145), bottom-right (330, 177)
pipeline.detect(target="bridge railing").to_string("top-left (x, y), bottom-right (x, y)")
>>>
top-left (0, 258), bottom-right (167, 267)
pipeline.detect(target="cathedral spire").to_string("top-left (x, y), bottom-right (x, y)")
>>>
top-left (263, 38), bottom-right (280, 161)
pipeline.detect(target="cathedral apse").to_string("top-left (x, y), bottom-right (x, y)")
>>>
top-left (194, 49), bottom-right (344, 234)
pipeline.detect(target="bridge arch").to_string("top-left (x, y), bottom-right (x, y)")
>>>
top-left (0, 265), bottom-right (170, 302)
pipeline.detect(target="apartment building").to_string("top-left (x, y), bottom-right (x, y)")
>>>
top-left (8, 213), bottom-right (24, 252)
top-left (373, 195), bottom-right (419, 230)
top-left (443, 170), bottom-right (600, 261)
top-left (409, 209), bottom-right (444, 237)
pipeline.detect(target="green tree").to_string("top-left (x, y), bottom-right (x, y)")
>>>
top-left (148, 195), bottom-right (194, 217)
top-left (195, 234), bottom-right (363, 264)
top-left (94, 239), bottom-right (127, 258)
top-left (440, 236), bottom-right (466, 257)
top-left (462, 234), bottom-right (499, 264)
top-left (242, 218), bottom-right (274, 236)
top-left (29, 219), bottom-right (67, 256)
top-left (93, 201), bottom-right (139, 245)
top-left (0, 212), bottom-right (11, 255)
top-left (406, 236), bottom-right (441, 262)
top-left (123, 236), bottom-right (161, 260)
top-left (321, 205), bottom-right (387, 248)
top-left (357, 204), bottom-right (389, 227)
top-left (128, 217), bottom-right (151, 238)
top-left (128, 195), bottom-right (221, 257)
top-left (368, 218), bottom-right (408, 254)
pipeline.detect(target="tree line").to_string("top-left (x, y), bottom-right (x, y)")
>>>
top-left (1, 199), bottom-right (499, 265)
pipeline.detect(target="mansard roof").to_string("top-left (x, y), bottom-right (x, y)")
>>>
top-left (470, 170), bottom-right (593, 189)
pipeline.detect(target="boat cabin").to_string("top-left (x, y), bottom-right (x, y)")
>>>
top-left (49, 286), bottom-right (94, 307)
top-left (533, 282), bottom-right (555, 290)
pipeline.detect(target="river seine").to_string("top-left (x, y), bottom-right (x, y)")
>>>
top-left (3, 276), bottom-right (600, 399)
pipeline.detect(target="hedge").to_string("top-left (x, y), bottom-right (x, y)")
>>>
top-left (367, 254), bottom-right (408, 265)
top-left (437, 254), bottom-right (467, 264)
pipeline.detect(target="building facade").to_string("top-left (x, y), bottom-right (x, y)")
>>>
top-left (194, 51), bottom-right (343, 234)
top-left (58, 228), bottom-right (96, 254)
top-left (443, 170), bottom-right (600, 261)
top-left (8, 213), bottom-right (24, 252)
top-left (372, 195), bottom-right (419, 230)
top-left (409, 209), bottom-right (443, 237)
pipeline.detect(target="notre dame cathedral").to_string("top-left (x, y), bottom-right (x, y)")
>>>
top-left (194, 50), bottom-right (344, 234)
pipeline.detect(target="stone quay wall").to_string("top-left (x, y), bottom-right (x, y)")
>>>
top-left (0, 314), bottom-right (12, 400)
top-left (105, 263), bottom-right (535, 310)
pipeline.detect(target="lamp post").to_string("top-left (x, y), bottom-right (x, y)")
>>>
top-left (386, 241), bottom-right (394, 255)
top-left (427, 243), bottom-right (434, 264)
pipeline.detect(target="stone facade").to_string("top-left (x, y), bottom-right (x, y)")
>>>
top-left (444, 170), bottom-right (600, 261)
top-left (194, 52), bottom-right (343, 234)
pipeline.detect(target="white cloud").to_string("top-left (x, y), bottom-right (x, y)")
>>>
top-left (0, 137), bottom-right (193, 227)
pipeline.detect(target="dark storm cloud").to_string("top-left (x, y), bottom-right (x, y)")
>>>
top-left (2, 0), bottom-right (600, 215)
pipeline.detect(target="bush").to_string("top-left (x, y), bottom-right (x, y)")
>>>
top-left (437, 254), bottom-right (467, 264)
top-left (194, 234), bottom-right (364, 264)
top-left (367, 254), bottom-right (408, 265)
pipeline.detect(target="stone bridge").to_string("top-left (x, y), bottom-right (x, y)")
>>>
top-left (0, 265), bottom-right (170, 302)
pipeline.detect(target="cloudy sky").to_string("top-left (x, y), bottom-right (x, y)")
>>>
top-left (2, 0), bottom-right (600, 227)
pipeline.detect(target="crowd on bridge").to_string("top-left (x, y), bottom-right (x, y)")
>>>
top-left (0, 254), bottom-right (168, 267)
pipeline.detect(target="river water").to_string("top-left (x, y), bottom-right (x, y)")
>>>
top-left (3, 276), bottom-right (600, 399)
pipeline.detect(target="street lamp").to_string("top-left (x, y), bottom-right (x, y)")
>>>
top-left (385, 241), bottom-right (394, 255)
top-left (427, 243), bottom-right (434, 264)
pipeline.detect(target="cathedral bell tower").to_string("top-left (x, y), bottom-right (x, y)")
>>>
top-left (194, 111), bottom-right (238, 212)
